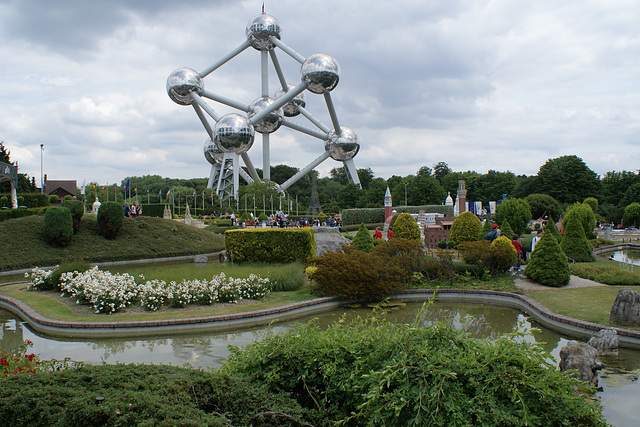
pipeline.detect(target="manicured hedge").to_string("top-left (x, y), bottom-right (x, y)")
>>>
top-left (43, 206), bottom-right (73, 247)
top-left (0, 207), bottom-right (48, 222)
top-left (97, 202), bottom-right (124, 239)
top-left (225, 228), bottom-right (316, 263)
top-left (0, 193), bottom-right (50, 208)
top-left (61, 199), bottom-right (84, 232)
top-left (342, 205), bottom-right (453, 226)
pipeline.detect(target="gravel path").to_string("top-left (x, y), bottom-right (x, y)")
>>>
top-left (514, 275), bottom-right (606, 293)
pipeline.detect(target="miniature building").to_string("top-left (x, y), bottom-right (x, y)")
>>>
top-left (424, 216), bottom-right (455, 249)
top-left (43, 176), bottom-right (77, 200)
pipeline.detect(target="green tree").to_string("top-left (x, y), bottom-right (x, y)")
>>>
top-left (338, 183), bottom-right (361, 209)
top-left (536, 155), bottom-right (601, 204)
top-left (560, 215), bottom-right (595, 263)
top-left (449, 212), bottom-right (482, 245)
top-left (478, 219), bottom-right (493, 240)
top-left (43, 207), bottom-right (73, 247)
top-left (600, 170), bottom-right (639, 207)
top-left (351, 223), bottom-right (375, 253)
top-left (393, 213), bottom-right (420, 240)
top-left (473, 170), bottom-right (517, 204)
top-left (525, 232), bottom-right (571, 287)
top-left (432, 161), bottom-right (452, 183)
top-left (525, 193), bottom-right (562, 221)
top-left (623, 203), bottom-right (640, 227)
top-left (583, 197), bottom-right (599, 213)
top-left (543, 216), bottom-right (563, 243)
top-left (495, 198), bottom-right (531, 235)
top-left (499, 218), bottom-right (514, 239)
top-left (621, 182), bottom-right (640, 209)
top-left (563, 202), bottom-right (596, 239)
top-left (358, 178), bottom-right (387, 208)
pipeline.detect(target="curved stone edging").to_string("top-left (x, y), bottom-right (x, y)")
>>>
top-left (593, 242), bottom-right (640, 256)
top-left (2, 288), bottom-right (640, 347)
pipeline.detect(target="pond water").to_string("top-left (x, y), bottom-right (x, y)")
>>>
top-left (1, 302), bottom-right (639, 426)
top-left (609, 249), bottom-right (640, 267)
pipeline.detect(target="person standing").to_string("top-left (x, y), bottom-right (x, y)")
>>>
top-left (531, 230), bottom-right (543, 253)
top-left (511, 234), bottom-right (523, 267)
top-left (387, 228), bottom-right (394, 239)
top-left (373, 227), bottom-right (382, 239)
top-left (486, 223), bottom-right (499, 242)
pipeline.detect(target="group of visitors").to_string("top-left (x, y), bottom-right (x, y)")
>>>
top-left (124, 202), bottom-right (142, 217)
top-left (374, 227), bottom-right (394, 240)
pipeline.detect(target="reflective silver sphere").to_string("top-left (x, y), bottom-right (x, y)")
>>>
top-left (246, 14), bottom-right (281, 51)
top-left (204, 139), bottom-right (224, 165)
top-left (301, 53), bottom-right (340, 94)
top-left (166, 67), bottom-right (204, 106)
top-left (248, 96), bottom-right (284, 134)
top-left (325, 126), bottom-right (360, 161)
top-left (213, 113), bottom-right (255, 154)
top-left (274, 84), bottom-right (306, 117)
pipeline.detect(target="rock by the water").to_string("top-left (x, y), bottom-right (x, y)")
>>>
top-left (559, 341), bottom-right (603, 388)
top-left (313, 226), bottom-right (350, 256)
top-left (609, 288), bottom-right (640, 327)
top-left (587, 329), bottom-right (618, 356)
top-left (194, 255), bottom-right (208, 264)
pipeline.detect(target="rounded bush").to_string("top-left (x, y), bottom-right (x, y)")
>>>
top-left (525, 232), bottom-right (571, 287)
top-left (495, 198), bottom-right (532, 235)
top-left (487, 235), bottom-right (517, 273)
top-left (43, 207), bottom-right (73, 247)
top-left (393, 213), bottom-right (420, 240)
top-left (61, 199), bottom-right (84, 232)
top-left (48, 195), bottom-right (59, 204)
top-left (563, 203), bottom-right (596, 239)
top-left (97, 201), bottom-right (124, 239)
top-left (449, 212), bottom-right (482, 245)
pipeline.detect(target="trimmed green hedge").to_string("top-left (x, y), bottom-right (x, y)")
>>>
top-left (342, 205), bottom-right (453, 226)
top-left (43, 207), bottom-right (73, 247)
top-left (0, 207), bottom-right (48, 222)
top-left (0, 193), bottom-right (50, 208)
top-left (225, 228), bottom-right (316, 263)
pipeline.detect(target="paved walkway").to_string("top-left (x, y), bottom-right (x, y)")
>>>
top-left (514, 275), bottom-right (607, 293)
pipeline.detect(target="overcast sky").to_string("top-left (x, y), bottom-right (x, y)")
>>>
top-left (2, 0), bottom-right (639, 187)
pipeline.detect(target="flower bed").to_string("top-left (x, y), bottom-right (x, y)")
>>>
top-left (1, 340), bottom-right (81, 377)
top-left (26, 266), bottom-right (270, 314)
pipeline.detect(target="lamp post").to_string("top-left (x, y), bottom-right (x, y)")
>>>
top-left (403, 182), bottom-right (408, 206)
top-left (40, 144), bottom-right (44, 193)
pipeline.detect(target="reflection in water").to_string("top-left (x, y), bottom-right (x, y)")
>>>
top-left (609, 249), bottom-right (640, 266)
top-left (2, 302), bottom-right (640, 425)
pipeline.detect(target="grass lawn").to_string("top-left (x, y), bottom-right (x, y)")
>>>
top-left (0, 215), bottom-right (225, 271)
top-left (1, 283), bottom-right (316, 322)
top-left (528, 286), bottom-right (633, 327)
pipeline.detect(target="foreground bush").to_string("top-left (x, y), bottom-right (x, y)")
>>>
top-left (97, 201), bottom-right (124, 239)
top-left (223, 312), bottom-right (607, 426)
top-left (43, 207), bottom-right (73, 247)
top-left (0, 364), bottom-right (310, 426)
top-left (449, 211), bottom-right (482, 245)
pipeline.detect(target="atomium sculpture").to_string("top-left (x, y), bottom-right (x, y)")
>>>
top-left (167, 12), bottom-right (361, 203)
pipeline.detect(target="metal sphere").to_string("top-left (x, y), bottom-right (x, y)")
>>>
top-left (213, 113), bottom-right (255, 154)
top-left (301, 53), bottom-right (340, 94)
top-left (204, 139), bottom-right (224, 165)
top-left (246, 14), bottom-right (282, 51)
top-left (325, 126), bottom-right (360, 161)
top-left (166, 67), bottom-right (204, 106)
top-left (274, 84), bottom-right (306, 117)
top-left (247, 96), bottom-right (284, 134)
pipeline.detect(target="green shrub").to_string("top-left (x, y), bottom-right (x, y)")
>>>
top-left (239, 212), bottom-right (252, 223)
top-left (478, 219), bottom-right (493, 240)
top-left (458, 240), bottom-right (491, 266)
top-left (495, 198), bottom-right (532, 235)
top-left (498, 218), bottom-right (514, 239)
top-left (544, 216), bottom-right (563, 243)
top-left (525, 193), bottom-right (563, 220)
top-left (342, 206), bottom-right (453, 226)
top-left (63, 195), bottom-right (73, 201)
top-left (223, 313), bottom-right (607, 426)
top-left (351, 223), bottom-right (375, 253)
top-left (369, 238), bottom-right (426, 274)
top-left (264, 262), bottom-right (307, 291)
top-left (43, 207), bottom-right (73, 247)
top-left (139, 203), bottom-right (165, 218)
top-left (340, 222), bottom-right (383, 232)
top-left (487, 235), bottom-right (517, 273)
top-left (561, 215), bottom-right (595, 263)
top-left (449, 211), bottom-right (482, 245)
top-left (97, 202), bottom-right (124, 239)
top-left (0, 195), bottom-right (7, 207)
top-left (525, 232), bottom-right (571, 287)
top-left (563, 202), bottom-right (596, 239)
top-left (225, 228), bottom-right (315, 263)
top-left (48, 195), bottom-right (59, 204)
top-left (257, 212), bottom-right (268, 222)
top-left (61, 199), bottom-right (84, 233)
top-left (393, 213), bottom-right (420, 240)
top-left (309, 249), bottom-right (407, 301)
top-left (0, 364), bottom-right (311, 426)
top-left (437, 240), bottom-right (448, 249)
top-left (0, 206), bottom-right (48, 222)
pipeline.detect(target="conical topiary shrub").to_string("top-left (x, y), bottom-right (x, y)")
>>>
top-left (525, 232), bottom-right (571, 287)
top-left (393, 213), bottom-right (420, 240)
top-left (544, 216), bottom-right (562, 243)
top-left (499, 219), bottom-right (514, 239)
top-left (351, 223), bottom-right (374, 253)
top-left (478, 219), bottom-right (493, 240)
top-left (560, 215), bottom-right (594, 263)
